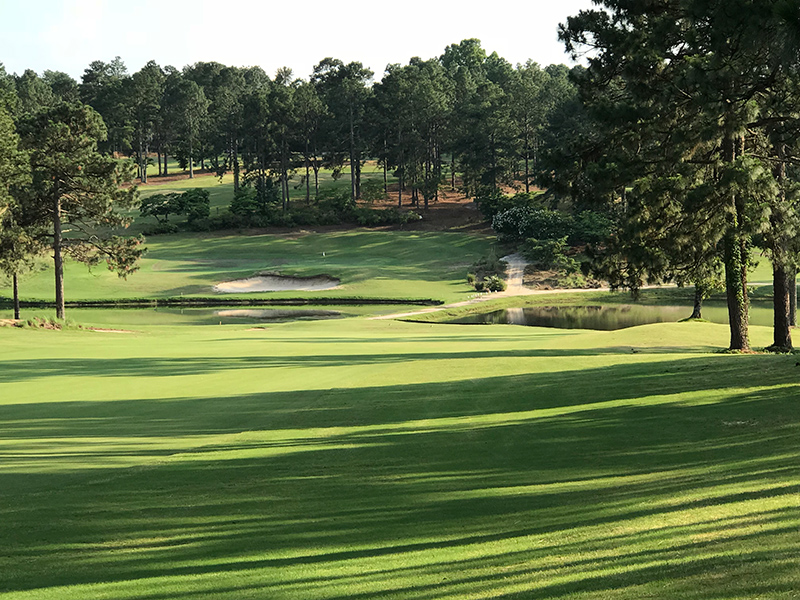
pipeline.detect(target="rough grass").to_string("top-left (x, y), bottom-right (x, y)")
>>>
top-left (1, 317), bottom-right (797, 599)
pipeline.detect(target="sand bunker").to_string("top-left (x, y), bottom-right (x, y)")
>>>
top-left (213, 274), bottom-right (340, 293)
top-left (215, 309), bottom-right (340, 320)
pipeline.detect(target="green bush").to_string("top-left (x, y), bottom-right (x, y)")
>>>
top-left (468, 254), bottom-right (508, 292)
top-left (486, 275), bottom-right (507, 292)
top-left (142, 222), bottom-right (179, 236)
top-left (522, 237), bottom-right (579, 273)
top-left (476, 191), bottom-right (541, 220)
top-left (492, 206), bottom-right (574, 243)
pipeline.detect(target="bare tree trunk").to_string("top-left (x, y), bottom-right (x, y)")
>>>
top-left (139, 129), bottom-right (147, 183)
top-left (189, 135), bottom-right (194, 179)
top-left (305, 138), bottom-right (310, 204)
top-left (772, 262), bottom-right (793, 350)
top-left (53, 196), bottom-right (65, 320)
top-left (157, 150), bottom-right (162, 176)
top-left (690, 283), bottom-right (704, 319)
top-left (164, 151), bottom-right (168, 176)
top-left (524, 151), bottom-right (530, 194)
top-left (349, 106), bottom-right (356, 201)
top-left (233, 138), bottom-right (240, 191)
top-left (398, 168), bottom-right (403, 207)
top-left (12, 273), bottom-right (20, 320)
top-left (355, 155), bottom-right (362, 200)
top-left (790, 269), bottom-right (797, 327)
top-left (383, 138), bottom-right (388, 193)
top-left (281, 140), bottom-right (289, 213)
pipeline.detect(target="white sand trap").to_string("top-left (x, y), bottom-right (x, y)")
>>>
top-left (213, 274), bottom-right (340, 293)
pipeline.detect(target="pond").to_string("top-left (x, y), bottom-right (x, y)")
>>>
top-left (449, 303), bottom-right (776, 331)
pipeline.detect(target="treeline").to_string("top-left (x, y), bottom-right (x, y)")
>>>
top-left (3, 39), bottom-right (577, 211)
top-left (0, 38), bottom-right (580, 318)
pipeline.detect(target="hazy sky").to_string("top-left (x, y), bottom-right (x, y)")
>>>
top-left (1, 0), bottom-right (595, 81)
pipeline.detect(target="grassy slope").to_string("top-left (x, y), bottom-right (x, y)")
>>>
top-left (1, 318), bottom-right (798, 599)
top-left (0, 230), bottom-right (491, 304)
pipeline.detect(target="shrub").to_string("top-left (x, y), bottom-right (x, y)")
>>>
top-left (486, 275), bottom-right (507, 292)
top-left (522, 237), bottom-right (579, 273)
top-left (492, 206), bottom-right (574, 243)
top-left (468, 254), bottom-right (508, 292)
top-left (142, 222), bottom-right (179, 236)
top-left (476, 190), bottom-right (541, 220)
top-left (183, 189), bottom-right (210, 223)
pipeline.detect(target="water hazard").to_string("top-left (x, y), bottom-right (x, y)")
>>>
top-left (449, 303), bottom-right (775, 331)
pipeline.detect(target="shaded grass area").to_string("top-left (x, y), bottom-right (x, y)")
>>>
top-left (1, 319), bottom-right (797, 598)
top-left (0, 230), bottom-right (491, 306)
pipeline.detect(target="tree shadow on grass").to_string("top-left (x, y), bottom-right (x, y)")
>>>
top-left (0, 342), bottom-right (760, 384)
top-left (1, 360), bottom-right (799, 597)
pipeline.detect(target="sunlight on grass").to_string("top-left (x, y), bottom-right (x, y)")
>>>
top-left (1, 317), bottom-right (798, 599)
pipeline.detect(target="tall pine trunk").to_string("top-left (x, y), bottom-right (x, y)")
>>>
top-left (163, 151), bottom-right (168, 176)
top-left (188, 135), bottom-right (194, 179)
top-left (232, 137), bottom-right (240, 191)
top-left (690, 283), bottom-right (704, 319)
top-left (790, 269), bottom-right (797, 327)
top-left (349, 105), bottom-right (356, 202)
top-left (772, 262), bottom-right (792, 350)
top-left (139, 129), bottom-right (147, 183)
top-left (305, 138), bottom-right (311, 204)
top-left (722, 133), bottom-right (749, 351)
top-left (53, 195), bottom-right (65, 320)
top-left (769, 143), bottom-right (791, 349)
top-left (12, 273), bottom-right (20, 320)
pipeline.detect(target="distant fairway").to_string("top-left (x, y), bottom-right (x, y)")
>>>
top-left (1, 316), bottom-right (798, 599)
top-left (0, 229), bottom-right (492, 305)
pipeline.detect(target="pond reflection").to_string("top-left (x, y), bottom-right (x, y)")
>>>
top-left (450, 303), bottom-right (774, 331)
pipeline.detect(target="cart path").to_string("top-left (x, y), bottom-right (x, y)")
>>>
top-left (370, 254), bottom-right (608, 321)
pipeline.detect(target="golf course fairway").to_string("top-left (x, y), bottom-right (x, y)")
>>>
top-left (1, 316), bottom-right (798, 599)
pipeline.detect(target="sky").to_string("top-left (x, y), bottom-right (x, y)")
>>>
top-left (0, 0), bottom-right (596, 81)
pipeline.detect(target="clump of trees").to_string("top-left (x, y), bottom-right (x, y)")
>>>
top-left (0, 64), bottom-right (143, 320)
top-left (548, 0), bottom-right (800, 351)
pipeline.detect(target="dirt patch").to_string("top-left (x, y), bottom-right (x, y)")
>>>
top-left (213, 274), bottom-right (341, 293)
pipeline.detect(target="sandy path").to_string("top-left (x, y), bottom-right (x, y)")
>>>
top-left (371, 254), bottom-right (606, 321)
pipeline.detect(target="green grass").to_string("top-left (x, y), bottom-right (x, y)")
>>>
top-left (0, 230), bottom-right (492, 305)
top-left (1, 317), bottom-right (797, 599)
